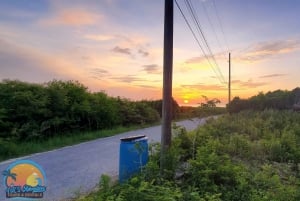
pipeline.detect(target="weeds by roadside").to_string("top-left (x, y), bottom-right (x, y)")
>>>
top-left (78, 110), bottom-right (300, 201)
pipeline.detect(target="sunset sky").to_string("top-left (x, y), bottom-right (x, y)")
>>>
top-left (0, 0), bottom-right (299, 106)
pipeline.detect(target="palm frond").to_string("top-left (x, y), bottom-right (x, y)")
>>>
top-left (11, 175), bottom-right (17, 181)
top-left (2, 169), bottom-right (17, 181)
top-left (2, 170), bottom-right (9, 176)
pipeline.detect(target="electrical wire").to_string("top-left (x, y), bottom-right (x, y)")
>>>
top-left (199, 0), bottom-right (227, 59)
top-left (212, 0), bottom-right (230, 53)
top-left (184, 0), bottom-right (226, 84)
top-left (174, 0), bottom-right (224, 84)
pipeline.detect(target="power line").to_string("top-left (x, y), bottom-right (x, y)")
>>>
top-left (199, 0), bottom-right (227, 59)
top-left (184, 0), bottom-right (226, 84)
top-left (186, 0), bottom-right (225, 83)
top-left (212, 0), bottom-right (230, 52)
top-left (174, 0), bottom-right (224, 84)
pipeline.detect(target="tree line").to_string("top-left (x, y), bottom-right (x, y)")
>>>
top-left (228, 87), bottom-right (300, 113)
top-left (0, 80), bottom-right (180, 142)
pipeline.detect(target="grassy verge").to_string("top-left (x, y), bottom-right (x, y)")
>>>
top-left (0, 124), bottom-right (154, 162)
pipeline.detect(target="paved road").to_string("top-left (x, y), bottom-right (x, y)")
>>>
top-left (0, 118), bottom-right (207, 201)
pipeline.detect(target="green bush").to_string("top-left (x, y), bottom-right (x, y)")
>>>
top-left (0, 79), bottom-right (161, 143)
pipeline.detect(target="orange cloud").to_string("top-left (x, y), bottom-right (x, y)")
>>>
top-left (84, 34), bottom-right (115, 41)
top-left (184, 51), bottom-right (226, 64)
top-left (181, 83), bottom-right (227, 91)
top-left (40, 8), bottom-right (102, 26)
top-left (185, 56), bottom-right (207, 64)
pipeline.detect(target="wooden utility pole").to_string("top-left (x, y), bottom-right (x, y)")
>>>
top-left (161, 0), bottom-right (173, 172)
top-left (228, 52), bottom-right (231, 105)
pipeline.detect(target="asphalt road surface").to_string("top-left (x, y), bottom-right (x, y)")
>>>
top-left (0, 118), bottom-right (208, 201)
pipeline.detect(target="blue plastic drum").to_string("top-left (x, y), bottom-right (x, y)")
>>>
top-left (119, 135), bottom-right (148, 183)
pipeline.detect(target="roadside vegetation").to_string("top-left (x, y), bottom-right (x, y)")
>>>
top-left (228, 87), bottom-right (300, 113)
top-left (78, 109), bottom-right (300, 201)
top-left (0, 80), bottom-right (163, 161)
top-left (0, 79), bottom-right (224, 161)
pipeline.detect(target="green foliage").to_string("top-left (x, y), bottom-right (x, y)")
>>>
top-left (228, 88), bottom-right (300, 113)
top-left (193, 96), bottom-right (226, 118)
top-left (187, 147), bottom-right (239, 191)
top-left (140, 98), bottom-right (180, 119)
top-left (79, 110), bottom-right (300, 201)
top-left (117, 99), bottom-right (160, 126)
top-left (81, 176), bottom-right (183, 201)
top-left (0, 79), bottom-right (163, 158)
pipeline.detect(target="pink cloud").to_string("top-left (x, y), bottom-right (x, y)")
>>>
top-left (236, 40), bottom-right (300, 63)
top-left (142, 64), bottom-right (161, 74)
top-left (84, 34), bottom-right (115, 41)
top-left (40, 8), bottom-right (102, 26)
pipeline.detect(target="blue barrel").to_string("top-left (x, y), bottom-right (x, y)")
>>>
top-left (119, 135), bottom-right (148, 183)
